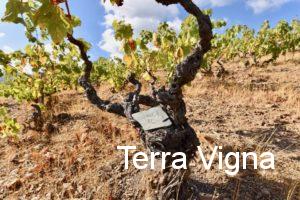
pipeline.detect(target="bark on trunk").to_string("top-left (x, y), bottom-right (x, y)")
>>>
top-left (68, 0), bottom-right (213, 199)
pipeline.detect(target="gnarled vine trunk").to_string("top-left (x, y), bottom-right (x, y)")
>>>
top-left (68, 0), bottom-right (213, 199)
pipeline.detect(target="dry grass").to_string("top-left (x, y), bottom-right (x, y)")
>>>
top-left (0, 53), bottom-right (299, 199)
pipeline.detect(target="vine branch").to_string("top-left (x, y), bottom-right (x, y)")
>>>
top-left (67, 0), bottom-right (213, 128)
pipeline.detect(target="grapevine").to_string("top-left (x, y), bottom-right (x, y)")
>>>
top-left (0, 107), bottom-right (21, 138)
top-left (1, 1), bottom-right (299, 199)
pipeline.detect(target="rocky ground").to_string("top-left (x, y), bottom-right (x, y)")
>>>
top-left (0, 53), bottom-right (299, 199)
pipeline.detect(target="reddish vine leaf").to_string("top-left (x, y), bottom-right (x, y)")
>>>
top-left (128, 39), bottom-right (136, 51)
top-left (51, 0), bottom-right (65, 5)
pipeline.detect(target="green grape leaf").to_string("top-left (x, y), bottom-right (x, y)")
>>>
top-left (70, 16), bottom-right (81, 27)
top-left (78, 38), bottom-right (91, 51)
top-left (1, 0), bottom-right (31, 25)
top-left (112, 20), bottom-right (133, 40)
top-left (33, 0), bottom-right (72, 43)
